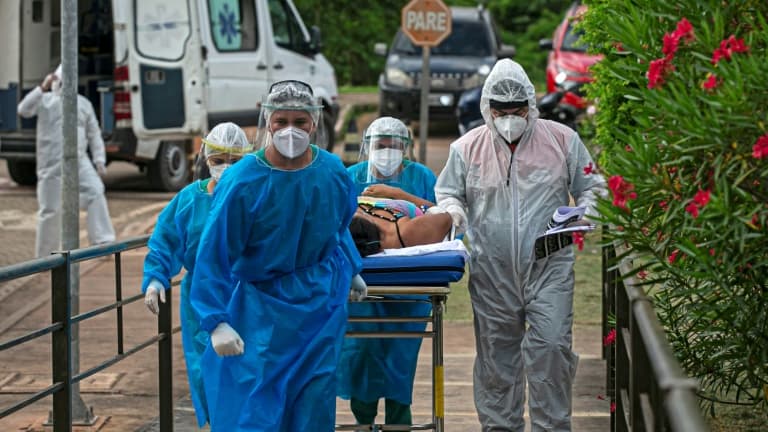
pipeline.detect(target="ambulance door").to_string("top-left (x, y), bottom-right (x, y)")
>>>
top-left (265, 0), bottom-right (314, 87)
top-left (199, 0), bottom-right (269, 127)
top-left (125, 0), bottom-right (207, 138)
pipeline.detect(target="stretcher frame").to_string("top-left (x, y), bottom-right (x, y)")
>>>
top-left (336, 285), bottom-right (450, 432)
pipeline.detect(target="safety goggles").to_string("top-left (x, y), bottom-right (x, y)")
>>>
top-left (269, 79), bottom-right (314, 96)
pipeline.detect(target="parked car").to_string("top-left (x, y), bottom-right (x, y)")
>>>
top-left (538, 2), bottom-right (602, 110)
top-left (0, 0), bottom-right (339, 191)
top-left (374, 5), bottom-right (515, 123)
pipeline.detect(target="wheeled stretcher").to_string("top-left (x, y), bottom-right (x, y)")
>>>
top-left (336, 243), bottom-right (467, 432)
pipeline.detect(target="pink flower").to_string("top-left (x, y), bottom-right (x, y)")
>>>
top-left (668, 249), bottom-right (680, 264)
top-left (709, 248), bottom-right (715, 257)
top-left (712, 35), bottom-right (749, 65)
top-left (659, 200), bottom-right (668, 210)
top-left (647, 57), bottom-right (675, 89)
top-left (693, 189), bottom-right (711, 207)
top-left (701, 74), bottom-right (719, 90)
top-left (685, 201), bottom-right (700, 218)
top-left (673, 18), bottom-right (695, 44)
top-left (753, 134), bottom-right (768, 159)
top-left (608, 175), bottom-right (638, 210)
top-left (603, 329), bottom-right (617, 346)
top-left (638, 270), bottom-right (648, 280)
top-left (583, 162), bottom-right (595, 175)
top-left (662, 32), bottom-right (679, 57)
top-left (573, 232), bottom-right (585, 251)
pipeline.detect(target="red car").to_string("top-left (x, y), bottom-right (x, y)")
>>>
top-left (539, 3), bottom-right (602, 110)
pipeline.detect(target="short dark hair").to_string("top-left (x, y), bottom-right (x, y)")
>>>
top-left (349, 216), bottom-right (381, 257)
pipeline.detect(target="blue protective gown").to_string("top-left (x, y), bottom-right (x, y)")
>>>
top-left (347, 160), bottom-right (437, 201)
top-left (191, 149), bottom-right (362, 432)
top-left (338, 160), bottom-right (437, 405)
top-left (141, 179), bottom-right (212, 427)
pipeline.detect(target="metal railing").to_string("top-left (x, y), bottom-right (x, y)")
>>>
top-left (0, 235), bottom-right (177, 432)
top-left (602, 238), bottom-right (709, 431)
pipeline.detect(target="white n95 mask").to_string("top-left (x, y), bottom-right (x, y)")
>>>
top-left (371, 149), bottom-right (403, 177)
top-left (272, 127), bottom-right (311, 159)
top-left (209, 163), bottom-right (231, 181)
top-left (494, 115), bottom-right (527, 143)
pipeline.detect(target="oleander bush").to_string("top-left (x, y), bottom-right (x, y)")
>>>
top-left (580, 0), bottom-right (768, 415)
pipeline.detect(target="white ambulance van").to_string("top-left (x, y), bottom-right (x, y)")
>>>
top-left (0, 0), bottom-right (339, 191)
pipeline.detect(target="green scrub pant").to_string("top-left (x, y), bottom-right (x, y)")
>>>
top-left (351, 397), bottom-right (412, 426)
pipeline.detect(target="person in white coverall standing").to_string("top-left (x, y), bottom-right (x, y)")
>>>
top-left (435, 59), bottom-right (606, 431)
top-left (17, 65), bottom-right (116, 257)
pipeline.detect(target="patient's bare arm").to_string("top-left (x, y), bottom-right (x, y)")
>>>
top-left (361, 184), bottom-right (434, 209)
top-left (399, 213), bottom-right (453, 247)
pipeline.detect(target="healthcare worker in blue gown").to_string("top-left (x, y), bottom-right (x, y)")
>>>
top-left (190, 80), bottom-right (368, 432)
top-left (340, 117), bottom-right (437, 427)
top-left (141, 122), bottom-right (252, 427)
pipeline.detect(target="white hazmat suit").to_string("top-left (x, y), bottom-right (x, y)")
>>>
top-left (17, 67), bottom-right (116, 257)
top-left (435, 59), bottom-right (606, 431)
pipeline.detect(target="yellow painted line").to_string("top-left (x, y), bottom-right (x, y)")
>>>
top-left (434, 365), bottom-right (444, 418)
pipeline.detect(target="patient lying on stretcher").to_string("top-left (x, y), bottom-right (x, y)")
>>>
top-left (350, 197), bottom-right (453, 257)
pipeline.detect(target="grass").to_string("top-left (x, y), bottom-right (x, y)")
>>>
top-left (707, 402), bottom-right (768, 432)
top-left (444, 230), bottom-right (604, 324)
top-left (339, 85), bottom-right (378, 94)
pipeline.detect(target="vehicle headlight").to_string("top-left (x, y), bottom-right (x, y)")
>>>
top-left (385, 68), bottom-right (413, 88)
top-left (463, 64), bottom-right (491, 89)
top-left (555, 65), bottom-right (590, 86)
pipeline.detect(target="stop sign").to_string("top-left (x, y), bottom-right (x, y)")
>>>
top-left (401, 0), bottom-right (452, 47)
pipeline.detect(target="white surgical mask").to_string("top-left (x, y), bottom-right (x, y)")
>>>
top-left (494, 115), bottom-right (527, 143)
top-left (371, 149), bottom-right (403, 177)
top-left (208, 163), bottom-right (231, 181)
top-left (272, 126), bottom-right (311, 159)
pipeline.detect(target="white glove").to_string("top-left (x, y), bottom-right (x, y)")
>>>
top-left (349, 274), bottom-right (368, 302)
top-left (210, 322), bottom-right (244, 356)
top-left (425, 205), bottom-right (448, 215)
top-left (444, 203), bottom-right (468, 235)
top-left (95, 163), bottom-right (107, 176)
top-left (144, 278), bottom-right (166, 315)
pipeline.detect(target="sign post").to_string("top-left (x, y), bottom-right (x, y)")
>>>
top-left (401, 0), bottom-right (451, 165)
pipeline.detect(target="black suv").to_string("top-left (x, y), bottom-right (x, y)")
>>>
top-left (374, 6), bottom-right (515, 122)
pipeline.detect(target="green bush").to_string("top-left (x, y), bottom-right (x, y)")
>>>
top-left (581, 0), bottom-right (768, 413)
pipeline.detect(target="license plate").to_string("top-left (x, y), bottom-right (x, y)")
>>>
top-left (428, 93), bottom-right (454, 107)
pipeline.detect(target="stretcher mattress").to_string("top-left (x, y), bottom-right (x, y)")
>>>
top-left (361, 250), bottom-right (466, 286)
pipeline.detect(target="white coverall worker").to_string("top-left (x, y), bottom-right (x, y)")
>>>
top-left (17, 66), bottom-right (116, 257)
top-left (435, 59), bottom-right (606, 431)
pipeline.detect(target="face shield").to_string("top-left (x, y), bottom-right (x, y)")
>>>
top-left (480, 59), bottom-right (540, 143)
top-left (193, 122), bottom-right (253, 181)
top-left (358, 116), bottom-right (412, 185)
top-left (256, 80), bottom-right (324, 158)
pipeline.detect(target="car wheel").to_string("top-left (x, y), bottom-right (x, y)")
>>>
top-left (6, 160), bottom-right (37, 186)
top-left (147, 140), bottom-right (191, 192)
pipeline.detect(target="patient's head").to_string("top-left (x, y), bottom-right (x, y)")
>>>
top-left (350, 216), bottom-right (382, 257)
